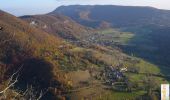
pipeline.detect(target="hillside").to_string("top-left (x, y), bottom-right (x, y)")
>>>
top-left (0, 9), bottom-right (70, 99)
top-left (1, 9), bottom-right (105, 99)
top-left (20, 14), bottom-right (92, 41)
top-left (51, 5), bottom-right (170, 28)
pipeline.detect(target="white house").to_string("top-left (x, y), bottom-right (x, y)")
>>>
top-left (120, 67), bottom-right (128, 72)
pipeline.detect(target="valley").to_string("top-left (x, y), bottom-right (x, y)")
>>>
top-left (0, 5), bottom-right (170, 100)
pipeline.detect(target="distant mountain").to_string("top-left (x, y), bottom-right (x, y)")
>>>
top-left (20, 14), bottom-right (93, 40)
top-left (51, 5), bottom-right (170, 28)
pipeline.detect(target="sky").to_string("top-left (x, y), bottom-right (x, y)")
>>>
top-left (0, 0), bottom-right (170, 16)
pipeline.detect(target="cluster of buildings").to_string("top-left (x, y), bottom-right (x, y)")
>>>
top-left (101, 66), bottom-right (128, 86)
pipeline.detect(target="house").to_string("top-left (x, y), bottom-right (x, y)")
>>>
top-left (30, 21), bottom-right (37, 26)
top-left (120, 67), bottom-right (128, 72)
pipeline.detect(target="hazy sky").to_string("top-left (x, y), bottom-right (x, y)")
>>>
top-left (0, 0), bottom-right (170, 16)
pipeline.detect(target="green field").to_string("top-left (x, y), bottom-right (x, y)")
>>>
top-left (97, 28), bottom-right (134, 44)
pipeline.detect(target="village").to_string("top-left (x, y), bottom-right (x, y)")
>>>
top-left (100, 66), bottom-right (127, 85)
top-left (88, 65), bottom-right (131, 92)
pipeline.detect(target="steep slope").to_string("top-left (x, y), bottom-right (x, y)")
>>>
top-left (20, 14), bottom-right (92, 41)
top-left (0, 9), bottom-right (69, 99)
top-left (51, 5), bottom-right (170, 28)
top-left (1, 9), bottom-right (102, 99)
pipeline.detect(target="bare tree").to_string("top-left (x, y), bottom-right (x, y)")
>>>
top-left (0, 66), bottom-right (22, 98)
top-left (0, 65), bottom-right (48, 100)
top-left (19, 85), bottom-right (48, 100)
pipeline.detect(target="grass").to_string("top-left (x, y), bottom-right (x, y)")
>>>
top-left (118, 33), bottom-right (134, 43)
top-left (98, 28), bottom-right (134, 44)
top-left (136, 59), bottom-right (160, 74)
top-left (125, 72), bottom-right (168, 83)
top-left (97, 90), bottom-right (146, 100)
top-left (122, 57), bottom-right (160, 75)
top-left (70, 47), bottom-right (85, 52)
top-left (99, 29), bottom-right (117, 34)
top-left (125, 73), bottom-right (145, 83)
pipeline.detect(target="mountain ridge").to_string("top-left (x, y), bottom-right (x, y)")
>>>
top-left (52, 5), bottom-right (170, 28)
